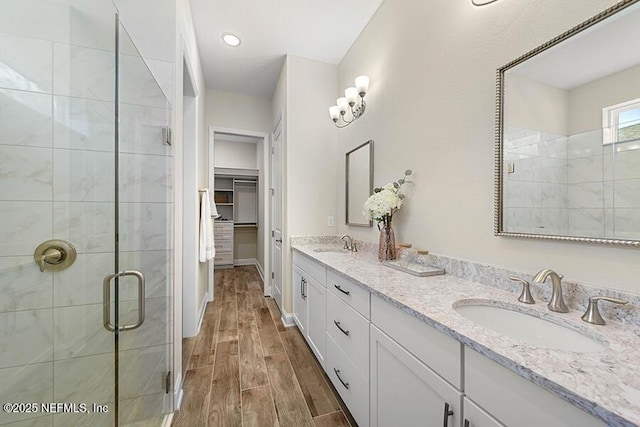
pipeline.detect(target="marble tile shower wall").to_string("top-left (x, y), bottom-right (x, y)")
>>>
top-left (568, 129), bottom-right (640, 240)
top-left (0, 11), bottom-right (173, 427)
top-left (503, 127), bottom-right (569, 235)
top-left (504, 127), bottom-right (640, 240)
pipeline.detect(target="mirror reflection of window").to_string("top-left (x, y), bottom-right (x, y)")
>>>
top-left (603, 99), bottom-right (640, 145)
top-left (497, 0), bottom-right (640, 244)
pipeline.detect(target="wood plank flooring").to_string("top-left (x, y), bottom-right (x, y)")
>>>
top-left (172, 266), bottom-right (354, 427)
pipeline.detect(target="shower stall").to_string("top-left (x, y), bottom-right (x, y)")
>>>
top-left (0, 0), bottom-right (174, 425)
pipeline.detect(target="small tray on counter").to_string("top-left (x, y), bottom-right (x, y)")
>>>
top-left (382, 260), bottom-right (445, 277)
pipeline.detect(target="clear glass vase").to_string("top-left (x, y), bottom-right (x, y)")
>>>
top-left (378, 223), bottom-right (397, 262)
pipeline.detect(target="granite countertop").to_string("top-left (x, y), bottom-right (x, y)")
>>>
top-left (292, 242), bottom-right (640, 427)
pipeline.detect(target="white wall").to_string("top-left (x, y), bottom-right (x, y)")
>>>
top-left (207, 89), bottom-right (272, 132)
top-left (173, 0), bottom-right (208, 406)
top-left (336, 0), bottom-right (640, 294)
top-left (214, 139), bottom-right (258, 169)
top-left (278, 55), bottom-right (339, 313)
top-left (569, 63), bottom-right (640, 134)
top-left (506, 73), bottom-right (569, 135)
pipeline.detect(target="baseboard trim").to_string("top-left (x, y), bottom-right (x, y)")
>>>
top-left (281, 312), bottom-right (295, 327)
top-left (195, 291), bottom-right (209, 336)
top-left (255, 262), bottom-right (265, 282)
top-left (234, 258), bottom-right (257, 266)
top-left (173, 373), bottom-right (184, 410)
top-left (162, 412), bottom-right (174, 427)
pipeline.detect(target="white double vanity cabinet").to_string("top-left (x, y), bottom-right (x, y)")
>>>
top-left (291, 250), bottom-right (606, 427)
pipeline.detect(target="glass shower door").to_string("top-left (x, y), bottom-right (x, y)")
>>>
top-left (0, 0), bottom-right (119, 426)
top-left (0, 2), bottom-right (173, 426)
top-left (115, 22), bottom-right (173, 427)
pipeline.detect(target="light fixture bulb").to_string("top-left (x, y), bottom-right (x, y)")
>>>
top-left (345, 87), bottom-right (358, 105)
top-left (222, 33), bottom-right (241, 47)
top-left (329, 106), bottom-right (340, 120)
top-left (355, 75), bottom-right (369, 97)
top-left (337, 97), bottom-right (348, 113)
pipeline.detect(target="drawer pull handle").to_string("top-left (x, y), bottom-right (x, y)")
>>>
top-left (464, 420), bottom-right (470, 427)
top-left (334, 284), bottom-right (350, 295)
top-left (443, 402), bottom-right (454, 427)
top-left (333, 320), bottom-right (350, 336)
top-left (333, 368), bottom-right (349, 390)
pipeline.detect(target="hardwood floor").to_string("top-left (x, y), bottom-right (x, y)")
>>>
top-left (172, 266), bottom-right (354, 427)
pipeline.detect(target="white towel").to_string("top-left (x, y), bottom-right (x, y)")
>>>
top-left (199, 190), bottom-right (215, 262)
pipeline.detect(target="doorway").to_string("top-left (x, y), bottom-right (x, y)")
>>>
top-left (208, 128), bottom-right (269, 296)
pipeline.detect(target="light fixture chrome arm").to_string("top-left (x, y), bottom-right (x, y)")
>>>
top-left (330, 75), bottom-right (369, 128)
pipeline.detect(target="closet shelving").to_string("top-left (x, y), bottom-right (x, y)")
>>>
top-left (213, 168), bottom-right (258, 268)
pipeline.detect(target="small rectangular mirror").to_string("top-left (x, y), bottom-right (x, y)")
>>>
top-left (346, 140), bottom-right (374, 226)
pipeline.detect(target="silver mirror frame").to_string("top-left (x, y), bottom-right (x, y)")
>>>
top-left (346, 140), bottom-right (374, 227)
top-left (494, 0), bottom-right (640, 248)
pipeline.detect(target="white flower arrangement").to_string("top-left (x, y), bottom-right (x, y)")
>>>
top-left (363, 170), bottom-right (412, 226)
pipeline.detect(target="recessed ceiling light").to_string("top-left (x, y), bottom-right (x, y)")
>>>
top-left (222, 33), bottom-right (241, 47)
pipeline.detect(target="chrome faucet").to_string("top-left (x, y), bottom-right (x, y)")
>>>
top-left (340, 234), bottom-right (357, 252)
top-left (532, 269), bottom-right (569, 313)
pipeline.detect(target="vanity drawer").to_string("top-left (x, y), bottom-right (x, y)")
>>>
top-left (214, 239), bottom-right (233, 252)
top-left (293, 251), bottom-right (326, 285)
top-left (214, 222), bottom-right (233, 240)
top-left (214, 251), bottom-right (233, 265)
top-left (326, 334), bottom-right (369, 427)
top-left (326, 291), bottom-right (369, 379)
top-left (214, 230), bottom-right (233, 240)
top-left (327, 269), bottom-right (370, 319)
top-left (371, 294), bottom-right (461, 389)
top-left (214, 221), bottom-right (233, 231)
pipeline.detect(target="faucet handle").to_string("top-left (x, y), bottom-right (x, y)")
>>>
top-left (351, 242), bottom-right (358, 252)
top-left (509, 276), bottom-right (535, 304)
top-left (581, 296), bottom-right (628, 325)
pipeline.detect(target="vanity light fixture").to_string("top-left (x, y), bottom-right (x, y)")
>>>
top-left (222, 33), bottom-right (241, 47)
top-left (329, 75), bottom-right (369, 128)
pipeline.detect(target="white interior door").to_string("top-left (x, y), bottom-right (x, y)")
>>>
top-left (271, 118), bottom-right (283, 311)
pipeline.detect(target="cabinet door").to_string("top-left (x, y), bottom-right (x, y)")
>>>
top-left (370, 325), bottom-right (462, 427)
top-left (465, 348), bottom-right (606, 427)
top-left (305, 275), bottom-right (326, 368)
top-left (292, 266), bottom-right (307, 335)
top-left (463, 397), bottom-right (503, 427)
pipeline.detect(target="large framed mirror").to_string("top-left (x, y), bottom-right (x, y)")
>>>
top-left (495, 0), bottom-right (640, 247)
top-left (346, 140), bottom-right (374, 226)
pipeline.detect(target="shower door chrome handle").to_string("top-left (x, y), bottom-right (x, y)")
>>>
top-left (103, 270), bottom-right (146, 332)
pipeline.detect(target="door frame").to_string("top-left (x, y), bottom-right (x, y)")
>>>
top-left (207, 126), bottom-right (270, 296)
top-left (270, 113), bottom-right (284, 313)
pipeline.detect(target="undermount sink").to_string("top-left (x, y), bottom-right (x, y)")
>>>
top-left (313, 247), bottom-right (349, 253)
top-left (453, 300), bottom-right (608, 353)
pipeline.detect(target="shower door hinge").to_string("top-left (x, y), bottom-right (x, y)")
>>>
top-left (163, 127), bottom-right (172, 146)
top-left (271, 230), bottom-right (274, 237)
top-left (165, 371), bottom-right (171, 394)
top-left (271, 272), bottom-right (275, 279)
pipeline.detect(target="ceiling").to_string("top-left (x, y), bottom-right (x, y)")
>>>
top-left (190, 0), bottom-right (385, 98)
top-left (510, 1), bottom-right (640, 90)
